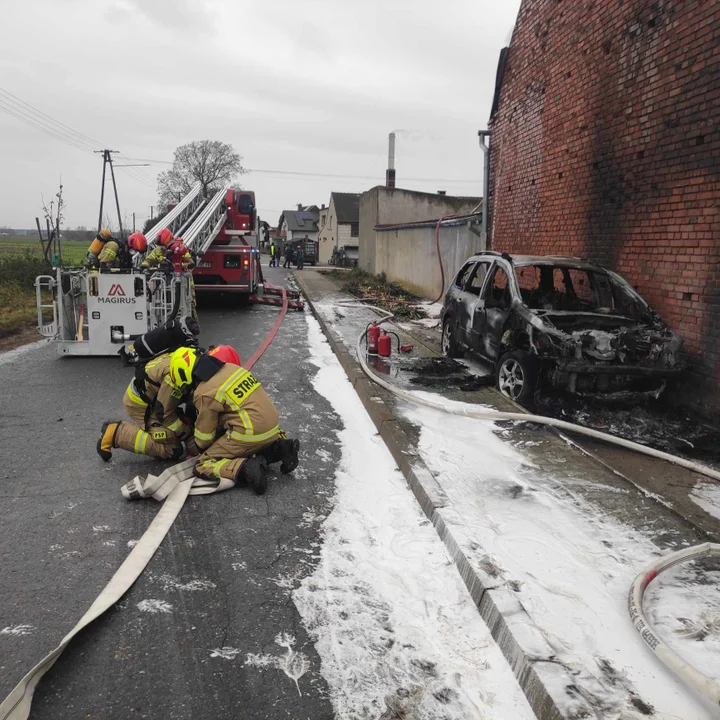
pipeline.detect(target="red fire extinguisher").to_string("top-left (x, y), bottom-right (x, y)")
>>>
top-left (367, 322), bottom-right (380, 355)
top-left (378, 331), bottom-right (392, 357)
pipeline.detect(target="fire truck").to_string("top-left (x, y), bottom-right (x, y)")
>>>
top-left (35, 183), bottom-right (302, 356)
top-left (191, 188), bottom-right (261, 294)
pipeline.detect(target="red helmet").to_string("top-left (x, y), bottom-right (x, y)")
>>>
top-left (157, 228), bottom-right (174, 246)
top-left (208, 345), bottom-right (241, 366)
top-left (127, 232), bottom-right (147, 252)
top-left (168, 240), bottom-right (188, 257)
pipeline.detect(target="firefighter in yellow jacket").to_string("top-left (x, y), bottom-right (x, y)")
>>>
top-left (96, 352), bottom-right (191, 461)
top-left (167, 346), bottom-right (300, 495)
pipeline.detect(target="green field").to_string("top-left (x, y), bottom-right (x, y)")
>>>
top-left (0, 236), bottom-right (87, 265)
top-left (0, 237), bottom-right (88, 338)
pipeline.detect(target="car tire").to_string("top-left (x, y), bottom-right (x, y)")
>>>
top-left (441, 319), bottom-right (465, 359)
top-left (496, 350), bottom-right (539, 406)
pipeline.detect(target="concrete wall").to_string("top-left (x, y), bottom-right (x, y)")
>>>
top-left (489, 0), bottom-right (720, 412)
top-left (375, 222), bottom-right (485, 299)
top-left (359, 186), bottom-right (481, 274)
top-left (359, 190), bottom-right (380, 273)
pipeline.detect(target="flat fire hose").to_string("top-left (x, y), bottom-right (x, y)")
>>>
top-left (0, 288), bottom-right (290, 720)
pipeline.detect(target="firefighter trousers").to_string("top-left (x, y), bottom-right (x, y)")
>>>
top-left (114, 393), bottom-right (181, 460)
top-left (193, 429), bottom-right (283, 482)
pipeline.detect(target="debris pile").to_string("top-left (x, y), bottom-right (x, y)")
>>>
top-left (326, 269), bottom-right (428, 319)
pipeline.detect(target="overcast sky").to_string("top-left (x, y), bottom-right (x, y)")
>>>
top-left (0, 0), bottom-right (521, 231)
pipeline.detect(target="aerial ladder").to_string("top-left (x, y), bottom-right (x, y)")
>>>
top-left (35, 183), bottom-right (301, 357)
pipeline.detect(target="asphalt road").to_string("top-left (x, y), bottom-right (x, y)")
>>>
top-left (0, 264), bottom-right (340, 718)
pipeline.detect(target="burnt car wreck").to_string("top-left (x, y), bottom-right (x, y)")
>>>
top-left (440, 252), bottom-right (684, 405)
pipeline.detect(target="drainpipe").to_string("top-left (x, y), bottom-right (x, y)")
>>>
top-left (478, 130), bottom-right (490, 250)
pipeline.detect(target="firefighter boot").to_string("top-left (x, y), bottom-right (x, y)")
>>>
top-left (235, 455), bottom-right (268, 496)
top-left (261, 438), bottom-right (300, 475)
top-left (280, 439), bottom-right (300, 475)
top-left (96, 420), bottom-right (121, 462)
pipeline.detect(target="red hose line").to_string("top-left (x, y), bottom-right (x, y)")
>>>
top-left (244, 288), bottom-right (288, 370)
top-left (432, 215), bottom-right (447, 304)
top-left (433, 214), bottom-right (474, 304)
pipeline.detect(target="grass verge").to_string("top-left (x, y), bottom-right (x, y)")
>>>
top-left (0, 251), bottom-right (51, 339)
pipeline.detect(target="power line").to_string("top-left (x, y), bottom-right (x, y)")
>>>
top-left (122, 157), bottom-right (480, 185)
top-left (0, 88), bottom-right (157, 190)
top-left (0, 88), bottom-right (103, 147)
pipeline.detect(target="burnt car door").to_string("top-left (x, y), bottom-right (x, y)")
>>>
top-left (445, 261), bottom-right (478, 346)
top-left (475, 262), bottom-right (513, 361)
top-left (462, 261), bottom-right (492, 350)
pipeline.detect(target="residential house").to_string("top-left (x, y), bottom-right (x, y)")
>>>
top-left (278, 204), bottom-right (320, 248)
top-left (317, 192), bottom-right (361, 264)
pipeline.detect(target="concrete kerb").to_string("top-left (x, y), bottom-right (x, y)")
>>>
top-left (294, 271), bottom-right (590, 720)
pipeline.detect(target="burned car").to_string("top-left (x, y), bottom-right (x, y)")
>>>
top-left (440, 252), bottom-right (683, 404)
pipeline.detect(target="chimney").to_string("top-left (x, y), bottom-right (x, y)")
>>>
top-left (437, 190), bottom-right (446, 195)
top-left (321, 203), bottom-right (325, 209)
top-left (297, 203), bottom-right (303, 211)
top-left (385, 132), bottom-right (396, 189)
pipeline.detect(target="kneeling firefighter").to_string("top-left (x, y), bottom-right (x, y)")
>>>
top-left (168, 346), bottom-right (300, 495)
top-left (97, 317), bottom-right (200, 461)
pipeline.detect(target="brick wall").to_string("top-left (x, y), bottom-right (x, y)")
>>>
top-left (489, 0), bottom-right (720, 411)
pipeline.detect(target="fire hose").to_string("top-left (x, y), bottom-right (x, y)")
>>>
top-left (0, 289), bottom-right (289, 720)
top-left (353, 304), bottom-right (720, 706)
top-left (629, 543), bottom-right (720, 707)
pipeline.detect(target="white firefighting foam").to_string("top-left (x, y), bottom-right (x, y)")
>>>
top-left (402, 401), bottom-right (718, 718)
top-left (293, 313), bottom-right (535, 719)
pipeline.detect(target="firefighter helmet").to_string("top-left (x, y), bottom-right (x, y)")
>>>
top-left (99, 228), bottom-right (112, 240)
top-left (127, 232), bottom-right (148, 252)
top-left (157, 228), bottom-right (174, 246)
top-left (169, 347), bottom-right (198, 388)
top-left (208, 345), bottom-right (241, 366)
top-left (168, 240), bottom-right (188, 258)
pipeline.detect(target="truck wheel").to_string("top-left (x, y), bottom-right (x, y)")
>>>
top-left (441, 319), bottom-right (465, 359)
top-left (496, 350), bottom-right (539, 406)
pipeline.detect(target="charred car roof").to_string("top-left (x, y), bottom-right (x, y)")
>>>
top-left (465, 252), bottom-right (604, 272)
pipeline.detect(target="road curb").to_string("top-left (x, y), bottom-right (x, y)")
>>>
top-left (294, 271), bottom-right (592, 720)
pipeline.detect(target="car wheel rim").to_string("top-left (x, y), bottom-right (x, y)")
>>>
top-left (499, 359), bottom-right (524, 400)
top-left (442, 324), bottom-right (451, 355)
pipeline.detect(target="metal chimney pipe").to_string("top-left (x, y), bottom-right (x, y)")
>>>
top-left (386, 132), bottom-right (396, 188)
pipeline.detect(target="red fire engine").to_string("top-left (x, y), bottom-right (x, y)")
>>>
top-left (192, 189), bottom-right (260, 294)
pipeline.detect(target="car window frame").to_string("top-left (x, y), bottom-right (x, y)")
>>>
top-left (481, 260), bottom-right (515, 309)
top-left (453, 261), bottom-right (476, 291)
top-left (464, 260), bottom-right (492, 297)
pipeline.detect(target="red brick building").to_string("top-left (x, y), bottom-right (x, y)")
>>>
top-left (488, 0), bottom-right (719, 410)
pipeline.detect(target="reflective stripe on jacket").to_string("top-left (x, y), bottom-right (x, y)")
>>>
top-left (192, 363), bottom-right (279, 450)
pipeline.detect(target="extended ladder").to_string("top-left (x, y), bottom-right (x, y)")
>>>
top-left (144, 183), bottom-right (205, 243)
top-left (182, 185), bottom-right (231, 258)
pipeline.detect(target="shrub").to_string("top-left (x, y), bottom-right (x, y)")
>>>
top-left (0, 251), bottom-right (48, 287)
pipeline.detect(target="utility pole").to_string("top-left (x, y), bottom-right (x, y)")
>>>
top-left (150, 206), bottom-right (154, 220)
top-left (94, 149), bottom-right (124, 239)
top-left (133, 212), bottom-right (136, 233)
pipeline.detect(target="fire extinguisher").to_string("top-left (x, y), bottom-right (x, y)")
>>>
top-left (366, 322), bottom-right (380, 355)
top-left (378, 331), bottom-right (391, 357)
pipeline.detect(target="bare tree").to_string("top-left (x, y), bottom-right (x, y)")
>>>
top-left (157, 140), bottom-right (246, 207)
top-left (39, 181), bottom-right (65, 264)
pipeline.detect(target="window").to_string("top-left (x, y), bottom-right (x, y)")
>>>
top-left (484, 265), bottom-right (511, 309)
top-left (466, 262), bottom-right (490, 296)
top-left (223, 255), bottom-right (241, 269)
top-left (454, 262), bottom-right (475, 290)
top-left (350, 222), bottom-right (359, 237)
